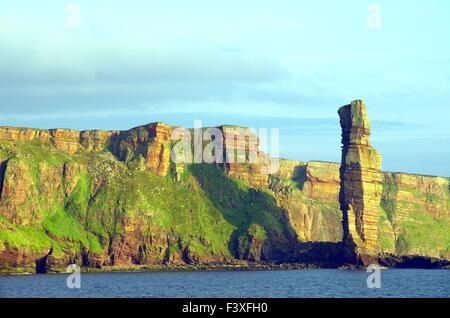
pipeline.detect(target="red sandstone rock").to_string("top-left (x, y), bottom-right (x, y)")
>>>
top-left (339, 100), bottom-right (383, 265)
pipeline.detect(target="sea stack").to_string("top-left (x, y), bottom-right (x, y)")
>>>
top-left (338, 100), bottom-right (383, 266)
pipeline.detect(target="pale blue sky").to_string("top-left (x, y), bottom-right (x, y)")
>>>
top-left (0, 0), bottom-right (449, 176)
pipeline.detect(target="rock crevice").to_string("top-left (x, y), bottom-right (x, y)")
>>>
top-left (0, 159), bottom-right (9, 200)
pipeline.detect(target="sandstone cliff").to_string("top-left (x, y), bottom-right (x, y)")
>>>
top-left (0, 105), bottom-right (449, 272)
top-left (0, 124), bottom-right (297, 270)
top-left (338, 100), bottom-right (384, 265)
top-left (0, 126), bottom-right (115, 154)
top-left (379, 172), bottom-right (450, 259)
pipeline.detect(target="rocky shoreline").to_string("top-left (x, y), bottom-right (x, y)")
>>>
top-left (0, 263), bottom-right (321, 275)
top-left (2, 256), bottom-right (449, 276)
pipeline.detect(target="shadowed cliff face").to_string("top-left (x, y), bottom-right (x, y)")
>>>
top-left (189, 164), bottom-right (297, 262)
top-left (0, 109), bottom-right (449, 272)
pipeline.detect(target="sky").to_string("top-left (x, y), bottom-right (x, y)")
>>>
top-left (0, 0), bottom-right (449, 176)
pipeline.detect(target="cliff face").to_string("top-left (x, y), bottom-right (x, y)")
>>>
top-left (379, 172), bottom-right (450, 259)
top-left (338, 100), bottom-right (383, 265)
top-left (0, 105), bottom-right (449, 272)
top-left (220, 126), bottom-right (270, 188)
top-left (0, 126), bottom-right (115, 154)
top-left (109, 123), bottom-right (173, 177)
top-left (270, 161), bottom-right (342, 243)
top-left (0, 124), bottom-right (299, 270)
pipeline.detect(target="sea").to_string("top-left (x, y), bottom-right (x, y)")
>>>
top-left (0, 269), bottom-right (449, 298)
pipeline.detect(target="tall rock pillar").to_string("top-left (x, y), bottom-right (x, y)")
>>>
top-left (338, 100), bottom-right (382, 266)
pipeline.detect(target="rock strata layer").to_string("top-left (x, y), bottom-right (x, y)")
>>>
top-left (0, 127), bottom-right (116, 154)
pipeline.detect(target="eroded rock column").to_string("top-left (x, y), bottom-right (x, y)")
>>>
top-left (338, 100), bottom-right (383, 265)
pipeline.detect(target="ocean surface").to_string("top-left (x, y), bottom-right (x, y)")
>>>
top-left (0, 269), bottom-right (449, 298)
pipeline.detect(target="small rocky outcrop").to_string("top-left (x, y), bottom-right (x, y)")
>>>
top-left (219, 126), bottom-right (270, 188)
top-left (111, 122), bottom-right (173, 177)
top-left (338, 100), bottom-right (383, 266)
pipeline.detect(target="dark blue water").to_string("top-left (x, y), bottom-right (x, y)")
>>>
top-left (0, 269), bottom-right (449, 298)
